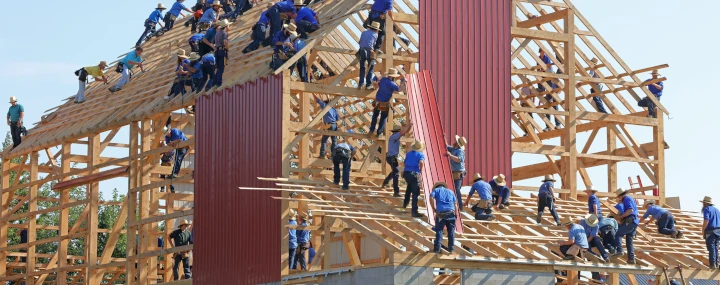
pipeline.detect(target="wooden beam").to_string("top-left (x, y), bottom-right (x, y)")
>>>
top-left (52, 166), bottom-right (129, 191)
top-left (516, 9), bottom-right (568, 28)
top-left (511, 27), bottom-right (572, 42)
top-left (393, 12), bottom-right (418, 25)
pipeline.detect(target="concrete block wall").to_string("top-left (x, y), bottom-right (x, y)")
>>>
top-left (461, 269), bottom-right (555, 285)
top-left (318, 265), bottom-right (435, 285)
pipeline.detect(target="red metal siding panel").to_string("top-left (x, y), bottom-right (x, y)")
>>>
top-left (195, 75), bottom-right (283, 285)
top-left (406, 71), bottom-right (464, 233)
top-left (419, 0), bottom-right (512, 185)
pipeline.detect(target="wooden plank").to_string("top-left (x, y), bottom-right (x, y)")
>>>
top-left (511, 27), bottom-right (572, 42)
top-left (342, 232), bottom-right (362, 266)
top-left (52, 166), bottom-right (129, 191)
top-left (516, 9), bottom-right (568, 28)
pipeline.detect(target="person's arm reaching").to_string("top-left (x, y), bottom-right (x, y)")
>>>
top-left (400, 121), bottom-right (412, 136)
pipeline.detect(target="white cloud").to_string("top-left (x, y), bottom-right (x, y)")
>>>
top-left (0, 61), bottom-right (79, 77)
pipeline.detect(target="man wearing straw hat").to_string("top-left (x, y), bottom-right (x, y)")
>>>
top-left (403, 140), bottom-right (426, 218)
top-left (74, 61), bottom-right (108, 104)
top-left (489, 174), bottom-right (511, 210)
top-left (270, 23), bottom-right (298, 70)
top-left (365, 0), bottom-right (393, 50)
top-left (109, 47), bottom-right (144, 93)
top-left (382, 122), bottom-right (412, 197)
top-left (168, 219), bottom-right (193, 280)
top-left (585, 186), bottom-right (603, 221)
top-left (640, 200), bottom-right (683, 238)
top-left (292, 214), bottom-right (310, 270)
top-left (294, 1), bottom-right (320, 39)
top-left (557, 216), bottom-right (589, 260)
top-left (198, 1), bottom-right (222, 31)
top-left (701, 196), bottom-right (720, 268)
top-left (357, 21), bottom-right (380, 90)
top-left (536, 174), bottom-right (561, 226)
top-left (209, 19), bottom-right (230, 89)
top-left (466, 173), bottom-right (494, 221)
top-left (243, 3), bottom-right (274, 54)
top-left (136, 3), bottom-right (167, 47)
top-left (314, 94), bottom-right (339, 159)
top-left (7, 97), bottom-right (24, 149)
top-left (430, 182), bottom-right (457, 254)
top-left (265, 0), bottom-right (299, 47)
top-left (445, 135), bottom-right (467, 210)
top-left (612, 188), bottom-right (639, 264)
top-left (582, 214), bottom-right (610, 263)
top-left (588, 58), bottom-right (608, 114)
top-left (332, 135), bottom-right (356, 190)
top-left (369, 68), bottom-right (403, 137)
top-left (639, 70), bottom-right (665, 118)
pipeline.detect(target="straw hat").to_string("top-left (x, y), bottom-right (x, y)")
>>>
top-left (645, 199), bottom-right (656, 207)
top-left (156, 3), bottom-right (167, 9)
top-left (701, 196), bottom-right (713, 204)
top-left (590, 57), bottom-right (599, 64)
top-left (386, 68), bottom-right (401, 78)
top-left (455, 135), bottom-right (467, 148)
top-left (177, 219), bottom-right (192, 228)
top-left (177, 49), bottom-right (188, 59)
top-left (368, 21), bottom-right (381, 31)
top-left (188, 52), bottom-right (201, 61)
top-left (585, 186), bottom-right (598, 193)
top-left (411, 140), bottom-right (426, 151)
top-left (391, 125), bottom-right (402, 132)
top-left (211, 0), bottom-right (222, 6)
top-left (561, 216), bottom-right (574, 226)
top-left (652, 70), bottom-right (660, 76)
top-left (615, 188), bottom-right (628, 197)
top-left (9, 96), bottom-right (17, 103)
top-left (216, 19), bottom-right (230, 28)
top-left (432, 182), bottom-right (449, 189)
top-left (493, 174), bottom-right (507, 186)
top-left (99, 61), bottom-right (108, 67)
top-left (472, 173), bottom-right (483, 181)
top-left (293, 0), bottom-right (306, 5)
top-left (584, 213), bottom-right (599, 227)
top-left (542, 174), bottom-right (556, 182)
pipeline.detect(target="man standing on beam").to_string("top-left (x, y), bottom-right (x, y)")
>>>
top-left (445, 135), bottom-right (467, 210)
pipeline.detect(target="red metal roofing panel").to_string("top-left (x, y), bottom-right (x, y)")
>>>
top-left (406, 71), bottom-right (463, 234)
top-left (194, 75), bottom-right (283, 285)
top-left (419, 0), bottom-right (512, 186)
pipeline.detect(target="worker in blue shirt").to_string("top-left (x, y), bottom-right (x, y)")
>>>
top-left (558, 216), bottom-right (589, 260)
top-left (382, 122), bottom-right (412, 197)
top-left (702, 196), bottom-right (720, 269)
top-left (242, 3), bottom-right (273, 54)
top-left (198, 1), bottom-right (222, 31)
top-left (403, 140), bottom-right (426, 218)
top-left (288, 215), bottom-right (298, 269)
top-left (165, 51), bottom-right (190, 100)
top-left (308, 243), bottom-right (316, 264)
top-left (430, 182), bottom-right (457, 254)
top-left (265, 0), bottom-right (300, 47)
top-left (582, 214), bottom-right (610, 262)
top-left (199, 52), bottom-right (216, 91)
top-left (537, 48), bottom-right (560, 131)
top-left (136, 4), bottom-right (167, 47)
top-left (109, 47), bottom-right (145, 93)
top-left (612, 188), bottom-right (639, 264)
top-left (270, 24), bottom-right (298, 70)
top-left (295, 5), bottom-right (319, 39)
top-left (584, 187), bottom-right (602, 222)
top-left (640, 69), bottom-right (664, 118)
top-left (365, 0), bottom-right (393, 50)
top-left (588, 58), bottom-right (608, 114)
top-left (184, 52), bottom-right (204, 92)
top-left (465, 174), bottom-right (494, 221)
top-left (290, 34), bottom-right (308, 82)
top-left (445, 135), bottom-right (467, 209)
top-left (188, 32), bottom-right (205, 53)
top-left (536, 174), bottom-right (561, 226)
top-left (292, 215), bottom-right (310, 270)
top-left (357, 22), bottom-right (380, 90)
top-left (598, 212), bottom-right (618, 254)
top-left (199, 25), bottom-right (217, 56)
top-left (166, 0), bottom-right (194, 31)
top-left (490, 174), bottom-right (511, 210)
top-left (7, 97), bottom-right (24, 149)
top-left (333, 136), bottom-right (356, 190)
top-left (641, 200), bottom-right (682, 238)
top-left (313, 94), bottom-right (339, 158)
top-left (369, 68), bottom-right (403, 136)
top-left (164, 127), bottom-right (189, 178)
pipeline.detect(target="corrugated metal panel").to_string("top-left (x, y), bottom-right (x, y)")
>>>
top-left (619, 274), bottom-right (713, 285)
top-left (419, 0), bottom-right (512, 185)
top-left (195, 75), bottom-right (284, 285)
top-left (406, 71), bottom-right (463, 234)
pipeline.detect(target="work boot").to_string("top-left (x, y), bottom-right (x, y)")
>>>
top-left (357, 85), bottom-right (364, 90)
top-left (611, 251), bottom-right (624, 257)
top-left (603, 257), bottom-right (610, 263)
top-left (563, 255), bottom-right (575, 260)
top-left (486, 214), bottom-right (496, 221)
top-left (366, 85), bottom-right (376, 90)
top-left (411, 212), bottom-right (424, 218)
top-left (108, 86), bottom-right (119, 93)
top-left (393, 193), bottom-right (401, 198)
top-left (627, 259), bottom-right (636, 265)
top-left (675, 230), bottom-right (684, 238)
top-left (536, 213), bottom-right (543, 225)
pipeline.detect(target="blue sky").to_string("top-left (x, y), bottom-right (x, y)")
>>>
top-left (0, 0), bottom-right (711, 210)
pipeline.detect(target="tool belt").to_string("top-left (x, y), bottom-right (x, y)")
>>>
top-left (75, 68), bottom-right (88, 82)
top-left (165, 13), bottom-right (177, 23)
top-left (565, 244), bottom-right (581, 256)
top-left (452, 171), bottom-right (465, 180)
top-left (436, 211), bottom-right (455, 220)
top-left (472, 200), bottom-right (491, 212)
top-left (621, 215), bottom-right (635, 225)
top-left (373, 101), bottom-right (390, 111)
top-left (174, 251), bottom-right (191, 259)
top-left (198, 22), bottom-right (211, 31)
top-left (115, 62), bottom-right (124, 73)
top-left (332, 147), bottom-right (351, 159)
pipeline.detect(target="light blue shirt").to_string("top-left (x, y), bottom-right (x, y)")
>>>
top-left (199, 8), bottom-right (217, 23)
top-left (359, 30), bottom-right (378, 49)
top-left (293, 38), bottom-right (307, 60)
top-left (169, 1), bottom-right (187, 17)
top-left (538, 181), bottom-right (553, 195)
top-left (147, 9), bottom-right (164, 23)
top-left (120, 51), bottom-right (143, 70)
top-left (580, 219), bottom-right (599, 238)
top-left (468, 180), bottom-right (492, 201)
top-left (315, 99), bottom-right (339, 124)
top-left (296, 222), bottom-right (310, 243)
top-left (386, 132), bottom-right (402, 157)
top-left (598, 217), bottom-right (618, 231)
top-left (288, 220), bottom-right (298, 248)
top-left (446, 146), bottom-right (465, 172)
top-left (404, 150), bottom-right (424, 173)
top-left (568, 224), bottom-right (589, 248)
top-left (430, 187), bottom-right (456, 213)
top-left (643, 205), bottom-right (669, 220)
top-left (7, 104), bottom-right (24, 122)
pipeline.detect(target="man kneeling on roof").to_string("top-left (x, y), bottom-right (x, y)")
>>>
top-left (430, 182), bottom-right (456, 254)
top-left (270, 23), bottom-right (298, 70)
top-left (164, 127), bottom-right (189, 178)
top-left (641, 199), bottom-right (683, 238)
top-left (558, 216), bottom-right (589, 260)
top-left (465, 173), bottom-right (494, 221)
top-left (582, 214), bottom-right (610, 263)
top-left (489, 174), bottom-right (510, 210)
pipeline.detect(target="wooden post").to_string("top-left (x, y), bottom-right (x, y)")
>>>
top-left (654, 114), bottom-right (665, 205)
top-left (0, 156), bottom-right (10, 278)
top-left (139, 120), bottom-right (152, 285)
top-left (86, 135), bottom-right (101, 285)
top-left (281, 70), bottom-right (292, 275)
top-left (564, 9), bottom-right (578, 199)
top-left (58, 144), bottom-right (71, 285)
top-left (607, 124), bottom-right (617, 195)
top-left (27, 151), bottom-right (38, 285)
top-left (127, 122), bottom-right (140, 284)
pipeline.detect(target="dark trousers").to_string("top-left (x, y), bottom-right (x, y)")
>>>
top-left (366, 14), bottom-right (386, 50)
top-left (189, 41), bottom-right (200, 53)
top-left (266, 6), bottom-right (282, 46)
top-left (164, 14), bottom-right (176, 31)
top-left (319, 123), bottom-right (337, 157)
top-left (289, 247), bottom-right (297, 269)
top-left (296, 20), bottom-right (319, 39)
top-left (173, 254), bottom-right (191, 280)
top-left (657, 213), bottom-right (676, 235)
top-left (492, 192), bottom-right (510, 207)
top-left (292, 243), bottom-right (308, 270)
top-left (173, 148), bottom-right (188, 176)
top-left (559, 245), bottom-right (585, 258)
top-left (136, 20), bottom-right (154, 47)
top-left (10, 123), bottom-right (21, 148)
top-left (243, 23), bottom-right (268, 53)
top-left (599, 226), bottom-right (617, 251)
top-left (588, 237), bottom-right (608, 259)
top-left (369, 107), bottom-right (389, 135)
top-left (200, 61), bottom-right (215, 91)
top-left (544, 94), bottom-right (561, 127)
top-left (590, 87), bottom-right (608, 113)
top-left (295, 56), bottom-right (309, 82)
top-left (170, 79), bottom-right (187, 97)
top-left (433, 213), bottom-right (456, 252)
top-left (452, 172), bottom-right (465, 210)
top-left (382, 156), bottom-right (400, 195)
top-left (615, 222), bottom-right (638, 260)
top-left (706, 229), bottom-right (720, 266)
top-left (333, 154), bottom-right (351, 189)
top-left (537, 192), bottom-right (560, 224)
top-left (357, 48), bottom-right (375, 87)
top-left (403, 171), bottom-right (421, 214)
top-left (209, 48), bottom-right (227, 88)
top-left (19, 248), bottom-right (26, 262)
top-left (199, 41), bottom-right (214, 56)
top-left (645, 95), bottom-right (660, 118)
